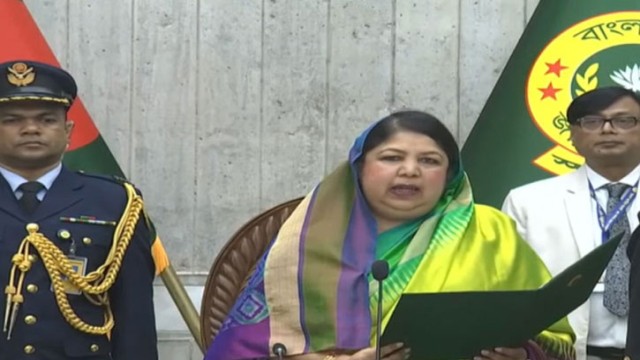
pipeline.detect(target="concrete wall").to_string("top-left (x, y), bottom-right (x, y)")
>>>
top-left (22, 0), bottom-right (540, 358)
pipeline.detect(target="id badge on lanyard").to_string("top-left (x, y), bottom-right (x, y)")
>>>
top-left (589, 180), bottom-right (637, 289)
top-left (589, 180), bottom-right (638, 244)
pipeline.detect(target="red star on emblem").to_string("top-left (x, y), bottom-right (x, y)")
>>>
top-left (539, 82), bottom-right (562, 100)
top-left (545, 59), bottom-right (568, 77)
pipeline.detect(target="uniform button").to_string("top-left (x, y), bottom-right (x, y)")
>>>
top-left (83, 237), bottom-right (92, 245)
top-left (90, 344), bottom-right (99, 352)
top-left (26, 284), bottom-right (38, 293)
top-left (57, 229), bottom-right (71, 240)
top-left (24, 344), bottom-right (35, 354)
top-left (28, 254), bottom-right (37, 263)
top-left (24, 315), bottom-right (37, 325)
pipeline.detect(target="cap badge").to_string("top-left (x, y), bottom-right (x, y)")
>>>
top-left (7, 62), bottom-right (36, 87)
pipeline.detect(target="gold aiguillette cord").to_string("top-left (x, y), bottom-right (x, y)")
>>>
top-left (3, 224), bottom-right (37, 339)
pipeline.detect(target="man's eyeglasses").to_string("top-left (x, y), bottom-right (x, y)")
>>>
top-left (575, 115), bottom-right (639, 131)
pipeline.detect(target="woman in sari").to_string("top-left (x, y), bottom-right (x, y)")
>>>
top-left (204, 111), bottom-right (576, 360)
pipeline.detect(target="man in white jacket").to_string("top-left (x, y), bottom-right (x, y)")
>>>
top-left (502, 86), bottom-right (640, 360)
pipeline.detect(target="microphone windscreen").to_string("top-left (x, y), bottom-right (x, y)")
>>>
top-left (371, 260), bottom-right (389, 281)
top-left (272, 343), bottom-right (287, 355)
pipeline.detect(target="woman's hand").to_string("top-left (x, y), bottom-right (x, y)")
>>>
top-left (474, 347), bottom-right (527, 360)
top-left (343, 342), bottom-right (409, 360)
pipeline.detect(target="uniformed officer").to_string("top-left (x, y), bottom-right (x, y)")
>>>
top-left (0, 60), bottom-right (158, 359)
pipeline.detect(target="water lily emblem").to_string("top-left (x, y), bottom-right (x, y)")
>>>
top-left (610, 64), bottom-right (640, 92)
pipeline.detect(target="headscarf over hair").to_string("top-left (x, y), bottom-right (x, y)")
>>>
top-left (204, 113), bottom-right (472, 359)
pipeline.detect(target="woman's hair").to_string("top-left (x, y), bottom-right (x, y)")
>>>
top-left (359, 110), bottom-right (460, 181)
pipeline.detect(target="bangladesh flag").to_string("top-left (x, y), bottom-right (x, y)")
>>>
top-left (461, 0), bottom-right (640, 208)
top-left (0, 0), bottom-right (169, 274)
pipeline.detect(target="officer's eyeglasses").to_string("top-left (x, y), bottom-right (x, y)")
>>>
top-left (575, 115), bottom-right (640, 131)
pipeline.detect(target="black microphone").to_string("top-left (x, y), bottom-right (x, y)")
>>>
top-left (272, 342), bottom-right (287, 360)
top-left (371, 260), bottom-right (389, 360)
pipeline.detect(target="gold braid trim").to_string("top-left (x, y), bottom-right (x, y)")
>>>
top-left (4, 182), bottom-right (143, 335)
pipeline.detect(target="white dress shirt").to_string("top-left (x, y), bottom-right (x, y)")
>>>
top-left (585, 163), bottom-right (640, 348)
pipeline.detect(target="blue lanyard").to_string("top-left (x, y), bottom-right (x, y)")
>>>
top-left (589, 180), bottom-right (638, 243)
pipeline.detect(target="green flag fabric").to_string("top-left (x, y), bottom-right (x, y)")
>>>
top-left (461, 0), bottom-right (640, 207)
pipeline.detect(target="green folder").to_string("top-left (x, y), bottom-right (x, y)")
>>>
top-left (381, 232), bottom-right (624, 359)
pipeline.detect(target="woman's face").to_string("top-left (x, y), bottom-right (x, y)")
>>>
top-left (360, 130), bottom-right (449, 230)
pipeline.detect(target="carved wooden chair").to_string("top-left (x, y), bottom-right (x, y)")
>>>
top-left (200, 197), bottom-right (303, 349)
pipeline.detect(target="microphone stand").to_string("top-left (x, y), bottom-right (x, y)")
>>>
top-left (371, 260), bottom-right (389, 360)
top-left (375, 277), bottom-right (384, 360)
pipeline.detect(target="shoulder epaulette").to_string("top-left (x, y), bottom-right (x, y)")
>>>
top-left (76, 170), bottom-right (131, 185)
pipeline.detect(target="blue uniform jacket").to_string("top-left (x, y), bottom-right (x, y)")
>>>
top-left (0, 167), bottom-right (157, 360)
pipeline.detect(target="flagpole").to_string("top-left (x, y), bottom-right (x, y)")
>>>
top-left (160, 265), bottom-right (205, 353)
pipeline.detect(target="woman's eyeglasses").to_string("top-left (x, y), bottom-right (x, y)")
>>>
top-left (575, 115), bottom-right (639, 131)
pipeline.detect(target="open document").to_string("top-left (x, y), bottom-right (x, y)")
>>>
top-left (381, 232), bottom-right (624, 359)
